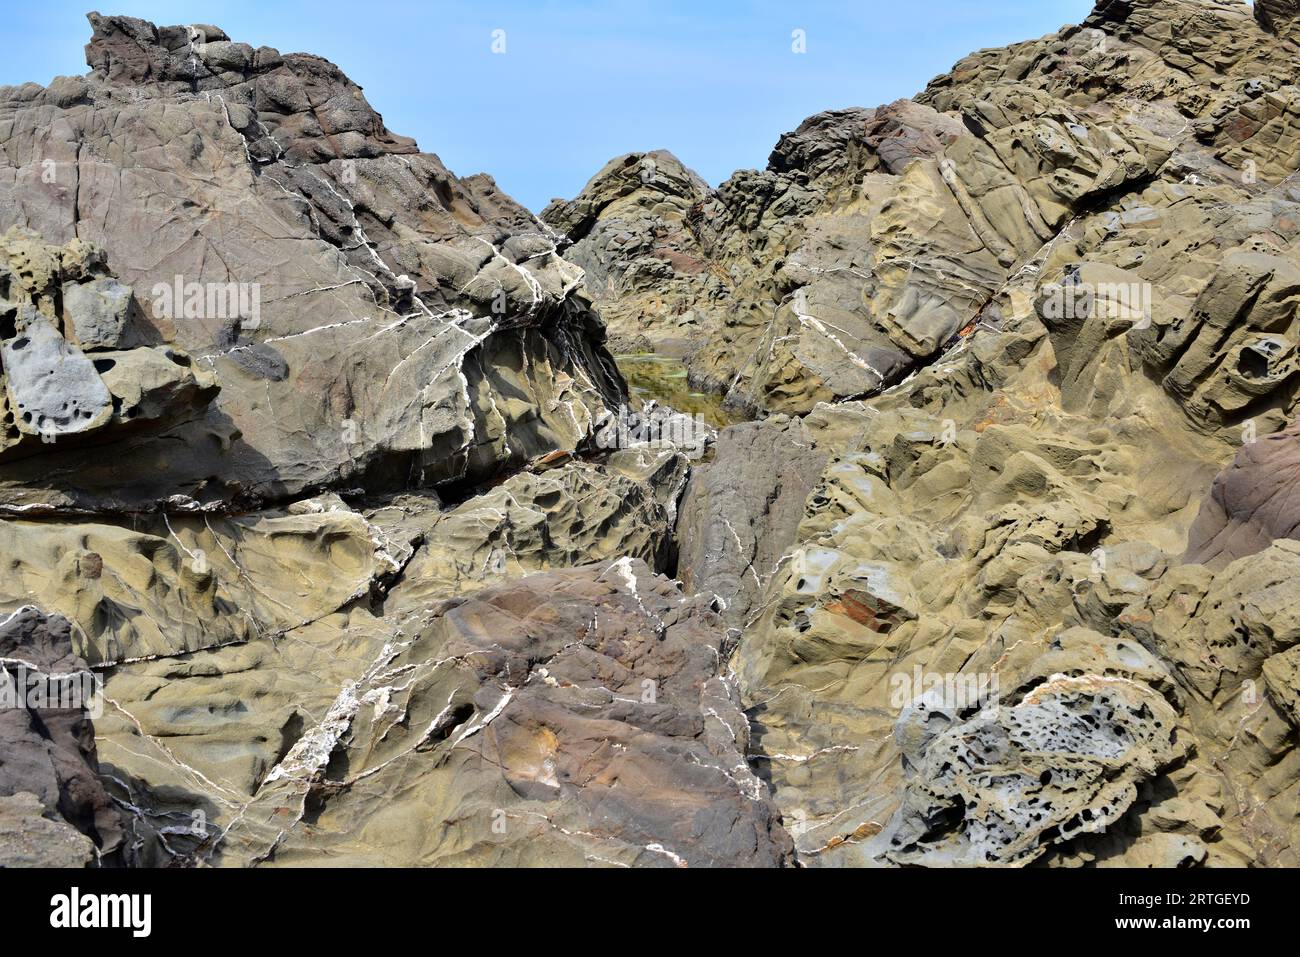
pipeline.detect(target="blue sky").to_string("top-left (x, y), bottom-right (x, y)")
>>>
top-left (2, 1), bottom-right (1091, 211)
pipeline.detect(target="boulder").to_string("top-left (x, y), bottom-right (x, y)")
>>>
top-left (0, 14), bottom-right (625, 509)
top-left (62, 277), bottom-right (133, 350)
top-left (1, 311), bottom-right (112, 437)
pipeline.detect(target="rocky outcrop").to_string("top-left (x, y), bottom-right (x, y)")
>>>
top-left (675, 404), bottom-right (872, 626)
top-left (83, 455), bottom-right (711, 865)
top-left (883, 671), bottom-right (1184, 867)
top-left (542, 151), bottom-right (718, 356)
top-left (560, 0), bottom-right (1300, 868)
top-left (0, 13), bottom-right (624, 511)
top-left (559, 0), bottom-right (1300, 425)
top-left (1254, 0), bottom-right (1300, 42)
top-left (0, 496), bottom-right (410, 664)
top-left (0, 12), bottom-right (782, 869)
top-left (9, 0), bottom-right (1300, 871)
top-left (238, 561), bottom-right (794, 867)
top-left (111, 561), bottom-right (794, 867)
top-left (0, 606), bottom-right (127, 865)
top-left (379, 452), bottom-right (687, 614)
top-left (1184, 418), bottom-right (1300, 567)
top-left (0, 229), bottom-right (217, 462)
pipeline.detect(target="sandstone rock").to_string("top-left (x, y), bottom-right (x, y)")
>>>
top-left (675, 405), bottom-right (872, 626)
top-left (0, 791), bottom-right (98, 866)
top-left (7, 0), bottom-right (1300, 872)
top-left (2, 311), bottom-right (113, 436)
top-left (677, 416), bottom-right (827, 625)
top-left (0, 230), bottom-right (218, 468)
top-left (78, 459), bottom-right (704, 865)
top-left (381, 457), bottom-right (683, 616)
top-left (168, 562), bottom-right (795, 867)
top-left (1255, 0), bottom-right (1300, 42)
top-left (543, 151), bottom-right (720, 357)
top-left (541, 1), bottom-right (1300, 869)
top-left (881, 675), bottom-right (1182, 866)
top-left (62, 277), bottom-right (133, 350)
top-left (0, 496), bottom-right (409, 665)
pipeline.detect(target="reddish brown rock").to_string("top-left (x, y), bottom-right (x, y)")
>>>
top-left (0, 606), bottom-right (128, 864)
top-left (1186, 420), bottom-right (1300, 568)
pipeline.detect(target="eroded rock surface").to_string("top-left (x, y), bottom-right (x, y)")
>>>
top-left (209, 561), bottom-right (795, 867)
top-left (9, 0), bottom-right (1300, 870)
top-left (571, 0), bottom-right (1300, 868)
top-left (0, 606), bottom-right (128, 865)
top-left (1185, 417), bottom-right (1300, 567)
top-left (61, 446), bottom-right (718, 866)
top-left (0, 12), bottom-right (781, 869)
top-left (0, 229), bottom-right (217, 461)
top-left (0, 13), bottom-right (624, 511)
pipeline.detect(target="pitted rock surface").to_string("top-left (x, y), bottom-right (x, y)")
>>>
top-left (609, 0), bottom-right (1300, 867)
top-left (882, 675), bottom-right (1182, 866)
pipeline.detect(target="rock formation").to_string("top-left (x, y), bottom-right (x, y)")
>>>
top-left (0, 12), bottom-right (625, 512)
top-left (0, 606), bottom-right (128, 865)
top-left (560, 0), bottom-right (1300, 867)
top-left (6, 0), bottom-right (1300, 869)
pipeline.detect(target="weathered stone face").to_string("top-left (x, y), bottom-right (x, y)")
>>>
top-left (0, 12), bottom-right (752, 869)
top-left (1256, 0), bottom-right (1300, 40)
top-left (8, 0), bottom-right (1300, 871)
top-left (565, 0), bottom-right (1300, 868)
top-left (62, 278), bottom-right (133, 350)
top-left (883, 674), bottom-right (1184, 867)
top-left (0, 606), bottom-right (128, 865)
top-left (2, 313), bottom-right (113, 436)
top-left (0, 229), bottom-right (218, 464)
top-left (0, 13), bottom-right (626, 511)
top-left (204, 561), bottom-right (795, 867)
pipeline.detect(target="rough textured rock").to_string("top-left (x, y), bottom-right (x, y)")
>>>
top-left (126, 562), bottom-right (795, 867)
top-left (881, 668), bottom-right (1183, 866)
top-left (546, 94), bottom-right (1171, 415)
top-left (0, 13), bottom-right (624, 511)
top-left (0, 606), bottom-right (128, 864)
top-left (62, 277), bottom-right (134, 350)
top-left (0, 230), bottom-right (217, 461)
top-left (558, 0), bottom-right (1300, 425)
top-left (0, 494), bottom-right (414, 666)
top-left (1185, 418), bottom-right (1300, 567)
top-left (1255, 0), bottom-right (1300, 41)
top-left (553, 0), bottom-right (1300, 868)
top-left (379, 454), bottom-right (685, 615)
top-left (675, 404), bottom-right (871, 626)
top-left (0, 12), bottom-right (752, 869)
top-left (80, 457), bottom-right (710, 865)
top-left (11, 0), bottom-right (1300, 870)
top-left (3, 313), bottom-right (113, 435)
top-left (0, 790), bottom-right (99, 867)
top-left (543, 151), bottom-right (718, 356)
